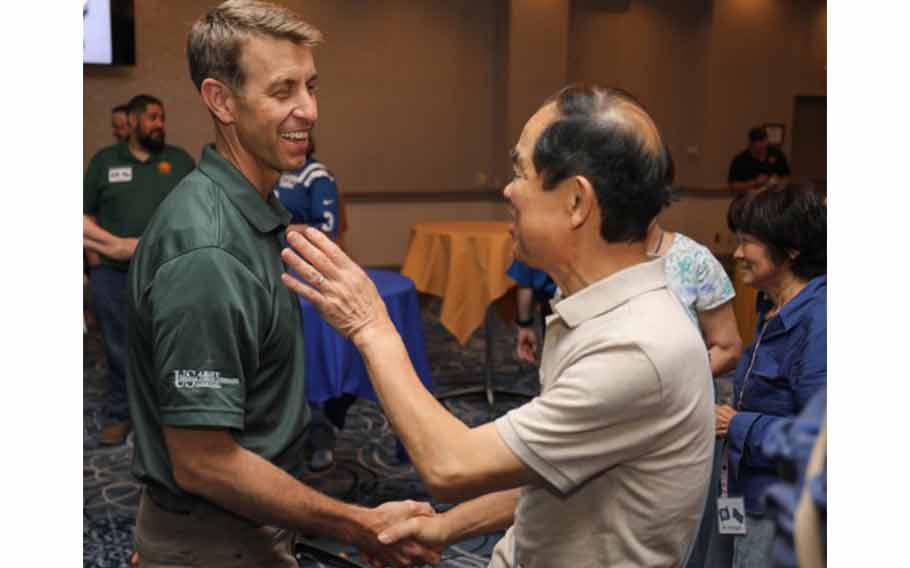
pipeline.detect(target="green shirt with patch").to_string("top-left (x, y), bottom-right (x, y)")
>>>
top-left (83, 142), bottom-right (195, 270)
top-left (127, 145), bottom-right (309, 499)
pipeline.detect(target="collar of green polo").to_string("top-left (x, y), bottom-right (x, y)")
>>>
top-left (198, 144), bottom-right (291, 234)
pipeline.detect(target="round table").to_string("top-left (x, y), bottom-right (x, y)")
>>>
top-left (400, 220), bottom-right (515, 344)
top-left (400, 220), bottom-right (527, 408)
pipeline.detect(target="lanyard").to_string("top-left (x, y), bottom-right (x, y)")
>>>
top-left (721, 319), bottom-right (771, 497)
top-left (735, 320), bottom-right (770, 411)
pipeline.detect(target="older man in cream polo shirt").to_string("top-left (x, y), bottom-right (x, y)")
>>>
top-left (282, 84), bottom-right (715, 567)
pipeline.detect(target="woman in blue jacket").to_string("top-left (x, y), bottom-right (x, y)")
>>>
top-left (712, 185), bottom-right (826, 567)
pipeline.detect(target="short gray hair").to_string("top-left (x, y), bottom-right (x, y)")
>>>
top-left (187, 0), bottom-right (322, 92)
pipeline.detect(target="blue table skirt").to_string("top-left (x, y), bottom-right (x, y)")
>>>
top-left (300, 269), bottom-right (434, 403)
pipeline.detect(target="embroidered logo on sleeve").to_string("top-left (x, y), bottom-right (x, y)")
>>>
top-left (172, 369), bottom-right (240, 389)
top-left (108, 166), bottom-right (133, 183)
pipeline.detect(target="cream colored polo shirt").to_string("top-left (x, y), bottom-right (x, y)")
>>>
top-left (493, 258), bottom-right (714, 568)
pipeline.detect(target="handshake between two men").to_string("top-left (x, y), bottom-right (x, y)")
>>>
top-left (281, 227), bottom-right (531, 567)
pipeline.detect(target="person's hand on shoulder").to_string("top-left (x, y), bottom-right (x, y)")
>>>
top-left (281, 228), bottom-right (393, 345)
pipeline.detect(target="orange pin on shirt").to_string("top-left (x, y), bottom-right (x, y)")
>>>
top-left (157, 160), bottom-right (172, 175)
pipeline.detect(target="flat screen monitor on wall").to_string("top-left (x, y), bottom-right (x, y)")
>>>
top-left (83, 0), bottom-right (135, 65)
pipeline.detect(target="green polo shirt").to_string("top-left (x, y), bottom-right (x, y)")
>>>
top-left (127, 145), bottom-right (310, 498)
top-left (83, 142), bottom-right (195, 270)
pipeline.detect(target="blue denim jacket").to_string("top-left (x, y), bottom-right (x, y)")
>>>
top-left (727, 275), bottom-right (826, 514)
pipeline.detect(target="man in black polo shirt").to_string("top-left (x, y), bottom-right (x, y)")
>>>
top-left (728, 126), bottom-right (791, 192)
top-left (83, 93), bottom-right (195, 446)
top-left (126, 2), bottom-right (437, 566)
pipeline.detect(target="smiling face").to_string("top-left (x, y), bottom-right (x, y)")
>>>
top-left (230, 35), bottom-right (318, 180)
top-left (733, 232), bottom-right (792, 292)
top-left (502, 103), bottom-right (569, 269)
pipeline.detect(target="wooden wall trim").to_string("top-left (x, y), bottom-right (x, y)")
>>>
top-left (343, 186), bottom-right (731, 204)
top-left (342, 180), bottom-right (825, 204)
top-left (343, 189), bottom-right (504, 204)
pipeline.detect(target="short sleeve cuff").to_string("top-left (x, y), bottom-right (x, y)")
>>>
top-left (495, 413), bottom-right (575, 494)
top-left (161, 407), bottom-right (244, 430)
top-left (697, 290), bottom-right (736, 312)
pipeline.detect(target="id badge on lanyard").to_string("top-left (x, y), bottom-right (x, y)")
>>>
top-left (717, 320), bottom-right (770, 535)
top-left (718, 446), bottom-right (747, 535)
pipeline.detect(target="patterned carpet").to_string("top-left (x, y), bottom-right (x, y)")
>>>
top-left (84, 297), bottom-right (540, 568)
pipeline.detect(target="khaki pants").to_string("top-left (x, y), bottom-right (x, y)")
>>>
top-left (134, 488), bottom-right (297, 567)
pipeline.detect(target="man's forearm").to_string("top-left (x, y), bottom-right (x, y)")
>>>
top-left (174, 437), bottom-right (370, 544)
top-left (84, 215), bottom-right (138, 260)
top-left (352, 323), bottom-right (517, 500)
top-left (353, 324), bottom-right (471, 475)
top-left (84, 215), bottom-right (118, 243)
top-left (437, 489), bottom-right (519, 546)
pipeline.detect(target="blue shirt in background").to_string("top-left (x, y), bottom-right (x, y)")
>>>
top-left (274, 158), bottom-right (339, 240)
top-left (507, 259), bottom-right (557, 299)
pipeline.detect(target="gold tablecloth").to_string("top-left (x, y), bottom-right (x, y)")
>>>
top-left (401, 221), bottom-right (516, 344)
top-left (732, 265), bottom-right (759, 347)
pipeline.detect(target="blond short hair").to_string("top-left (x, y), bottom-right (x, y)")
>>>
top-left (187, 0), bottom-right (322, 92)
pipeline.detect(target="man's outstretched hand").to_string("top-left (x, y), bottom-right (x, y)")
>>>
top-left (378, 510), bottom-right (450, 552)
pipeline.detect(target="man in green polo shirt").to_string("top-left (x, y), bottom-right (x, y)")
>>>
top-left (126, 2), bottom-right (437, 566)
top-left (83, 93), bottom-right (194, 446)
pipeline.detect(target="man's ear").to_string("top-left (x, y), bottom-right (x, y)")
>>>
top-left (568, 176), bottom-right (595, 230)
top-left (200, 78), bottom-right (237, 125)
top-left (127, 111), bottom-right (138, 129)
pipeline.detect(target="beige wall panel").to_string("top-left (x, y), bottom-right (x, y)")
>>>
top-left (658, 194), bottom-right (737, 255)
top-left (344, 201), bottom-right (510, 267)
top-left (506, 0), bottom-right (570, 146)
top-left (570, 0), bottom-right (713, 186)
